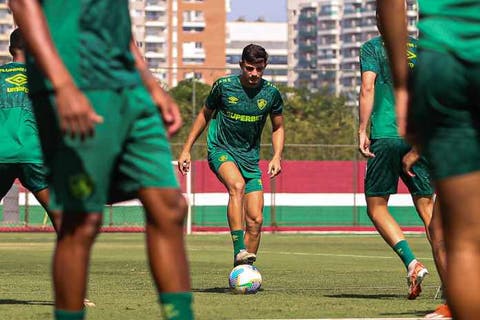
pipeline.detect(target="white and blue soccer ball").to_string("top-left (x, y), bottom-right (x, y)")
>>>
top-left (228, 264), bottom-right (262, 294)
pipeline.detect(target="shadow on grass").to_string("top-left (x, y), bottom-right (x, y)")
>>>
top-left (192, 287), bottom-right (230, 293)
top-left (192, 287), bottom-right (266, 294)
top-left (324, 293), bottom-right (404, 299)
top-left (0, 299), bottom-right (53, 306)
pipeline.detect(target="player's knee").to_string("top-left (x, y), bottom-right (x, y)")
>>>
top-left (246, 214), bottom-right (263, 229)
top-left (149, 192), bottom-right (187, 228)
top-left (228, 181), bottom-right (245, 196)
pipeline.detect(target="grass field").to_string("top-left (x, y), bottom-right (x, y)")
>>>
top-left (0, 233), bottom-right (443, 319)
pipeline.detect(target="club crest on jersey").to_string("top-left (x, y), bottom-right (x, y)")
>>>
top-left (228, 96), bottom-right (239, 104)
top-left (219, 155), bottom-right (229, 162)
top-left (257, 99), bottom-right (267, 110)
top-left (69, 173), bottom-right (94, 199)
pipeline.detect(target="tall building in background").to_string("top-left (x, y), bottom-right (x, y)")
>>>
top-left (288, 0), bottom-right (418, 99)
top-left (0, 1), bottom-right (14, 65)
top-left (226, 21), bottom-right (288, 85)
top-left (131, 0), bottom-right (228, 87)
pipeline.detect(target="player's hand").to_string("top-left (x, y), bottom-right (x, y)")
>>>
top-left (178, 151), bottom-right (191, 175)
top-left (267, 156), bottom-right (282, 178)
top-left (358, 131), bottom-right (375, 158)
top-left (150, 86), bottom-right (182, 137)
top-left (402, 148), bottom-right (420, 177)
top-left (55, 82), bottom-right (103, 140)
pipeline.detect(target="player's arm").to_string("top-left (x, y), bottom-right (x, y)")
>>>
top-left (178, 106), bottom-right (214, 175)
top-left (376, 0), bottom-right (409, 137)
top-left (9, 0), bottom-right (102, 139)
top-left (130, 38), bottom-right (182, 137)
top-left (268, 113), bottom-right (284, 178)
top-left (358, 70), bottom-right (376, 158)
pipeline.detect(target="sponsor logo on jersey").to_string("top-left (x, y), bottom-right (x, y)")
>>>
top-left (5, 73), bottom-right (29, 93)
top-left (228, 96), bottom-right (239, 104)
top-left (257, 99), bottom-right (267, 110)
top-left (225, 111), bottom-right (262, 122)
top-left (407, 50), bottom-right (417, 69)
top-left (69, 173), bottom-right (94, 199)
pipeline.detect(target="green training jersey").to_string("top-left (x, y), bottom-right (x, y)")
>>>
top-left (0, 62), bottom-right (42, 163)
top-left (206, 75), bottom-right (283, 164)
top-left (360, 36), bottom-right (417, 139)
top-left (27, 0), bottom-right (141, 93)
top-left (418, 0), bottom-right (480, 62)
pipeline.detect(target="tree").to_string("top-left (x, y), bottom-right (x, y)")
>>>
top-left (169, 80), bottom-right (357, 161)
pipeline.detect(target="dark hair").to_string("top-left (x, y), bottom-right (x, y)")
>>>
top-left (9, 28), bottom-right (25, 53)
top-left (241, 44), bottom-right (268, 64)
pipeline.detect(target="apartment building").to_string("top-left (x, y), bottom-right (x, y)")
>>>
top-left (131, 0), bottom-right (228, 87)
top-left (226, 21), bottom-right (288, 85)
top-left (0, 1), bottom-right (14, 65)
top-left (288, 0), bottom-right (418, 98)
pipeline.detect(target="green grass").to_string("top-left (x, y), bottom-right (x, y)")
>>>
top-left (0, 233), bottom-right (442, 319)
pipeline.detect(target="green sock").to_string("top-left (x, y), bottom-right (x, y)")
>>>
top-left (231, 230), bottom-right (246, 257)
top-left (54, 309), bottom-right (85, 320)
top-left (393, 240), bottom-right (416, 269)
top-left (159, 292), bottom-right (194, 320)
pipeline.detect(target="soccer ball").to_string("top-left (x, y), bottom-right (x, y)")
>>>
top-left (228, 264), bottom-right (262, 294)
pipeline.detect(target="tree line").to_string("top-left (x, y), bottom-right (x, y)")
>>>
top-left (169, 79), bottom-right (359, 161)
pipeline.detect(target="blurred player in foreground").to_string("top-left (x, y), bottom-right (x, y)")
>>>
top-left (358, 14), bottom-right (433, 300)
top-left (10, 1), bottom-right (193, 319)
top-left (178, 44), bottom-right (284, 267)
top-left (377, 0), bottom-right (480, 318)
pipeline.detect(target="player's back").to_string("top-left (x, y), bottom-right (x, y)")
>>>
top-left (0, 62), bottom-right (42, 163)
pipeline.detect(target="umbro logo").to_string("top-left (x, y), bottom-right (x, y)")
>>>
top-left (5, 73), bottom-right (27, 86)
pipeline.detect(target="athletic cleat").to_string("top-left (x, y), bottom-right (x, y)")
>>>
top-left (234, 250), bottom-right (256, 267)
top-left (83, 298), bottom-right (96, 307)
top-left (407, 261), bottom-right (429, 300)
top-left (425, 304), bottom-right (452, 319)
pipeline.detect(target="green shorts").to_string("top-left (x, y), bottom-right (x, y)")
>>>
top-left (208, 149), bottom-right (263, 194)
top-left (365, 138), bottom-right (433, 197)
top-left (31, 86), bottom-right (179, 212)
top-left (410, 49), bottom-right (480, 180)
top-left (0, 163), bottom-right (48, 198)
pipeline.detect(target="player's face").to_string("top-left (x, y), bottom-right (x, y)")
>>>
top-left (240, 61), bottom-right (266, 87)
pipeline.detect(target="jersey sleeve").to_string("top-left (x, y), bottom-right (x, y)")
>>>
top-left (360, 41), bottom-right (379, 74)
top-left (271, 89), bottom-right (283, 115)
top-left (205, 79), bottom-right (222, 110)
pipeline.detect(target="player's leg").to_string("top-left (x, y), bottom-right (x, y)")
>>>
top-left (424, 199), bottom-right (451, 318)
top-left (215, 161), bottom-right (256, 265)
top-left (436, 172), bottom-right (480, 318)
top-left (109, 86), bottom-right (193, 319)
top-left (243, 188), bottom-right (264, 255)
top-left (0, 163), bottom-right (17, 199)
top-left (18, 163), bottom-right (61, 231)
top-left (138, 188), bottom-right (193, 320)
top-left (53, 211), bottom-right (103, 311)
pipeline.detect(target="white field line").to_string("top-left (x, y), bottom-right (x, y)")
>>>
top-left (188, 247), bottom-right (434, 262)
top-left (4, 193), bottom-right (417, 207)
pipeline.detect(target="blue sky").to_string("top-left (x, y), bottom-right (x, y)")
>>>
top-left (227, 0), bottom-right (287, 22)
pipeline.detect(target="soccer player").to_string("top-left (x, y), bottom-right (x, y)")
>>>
top-left (0, 28), bottom-right (58, 231)
top-left (358, 16), bottom-right (433, 300)
top-left (377, 0), bottom-right (480, 318)
top-left (178, 44), bottom-right (284, 267)
top-left (9, 1), bottom-right (193, 320)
